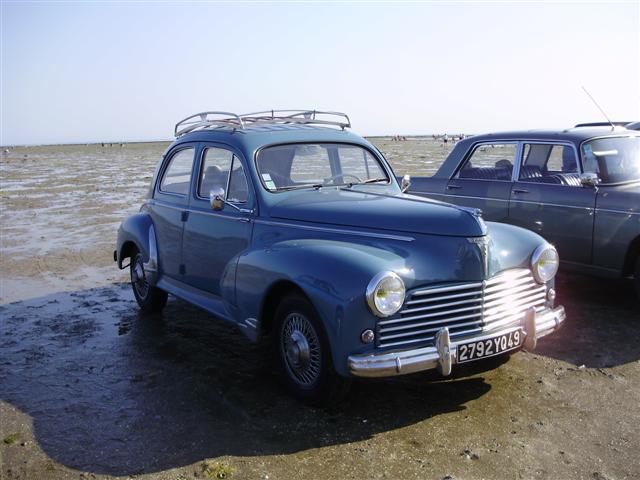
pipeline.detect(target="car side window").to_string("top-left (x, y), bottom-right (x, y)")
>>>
top-left (227, 157), bottom-right (249, 203)
top-left (520, 144), bottom-right (579, 185)
top-left (160, 148), bottom-right (195, 195)
top-left (199, 147), bottom-right (232, 197)
top-left (456, 143), bottom-right (516, 181)
top-left (198, 147), bottom-right (249, 203)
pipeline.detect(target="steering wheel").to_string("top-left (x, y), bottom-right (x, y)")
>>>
top-left (323, 173), bottom-right (363, 185)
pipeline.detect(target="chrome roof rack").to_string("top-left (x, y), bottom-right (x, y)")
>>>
top-left (174, 110), bottom-right (351, 137)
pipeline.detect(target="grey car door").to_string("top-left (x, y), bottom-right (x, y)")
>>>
top-left (443, 142), bottom-right (517, 222)
top-left (508, 142), bottom-right (596, 265)
top-left (150, 145), bottom-right (196, 280)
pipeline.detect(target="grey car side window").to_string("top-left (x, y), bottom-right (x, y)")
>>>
top-left (456, 143), bottom-right (516, 181)
top-left (520, 144), bottom-right (580, 186)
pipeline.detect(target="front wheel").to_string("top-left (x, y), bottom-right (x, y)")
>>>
top-left (274, 294), bottom-right (350, 406)
top-left (130, 252), bottom-right (167, 313)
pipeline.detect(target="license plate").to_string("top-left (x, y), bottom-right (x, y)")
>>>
top-left (457, 330), bottom-right (523, 363)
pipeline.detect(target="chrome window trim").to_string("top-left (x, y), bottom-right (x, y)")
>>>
top-left (452, 141), bottom-right (520, 183)
top-left (157, 146), bottom-right (196, 197)
top-left (514, 140), bottom-right (582, 184)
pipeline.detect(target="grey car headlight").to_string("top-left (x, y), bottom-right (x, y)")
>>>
top-left (531, 244), bottom-right (559, 284)
top-left (366, 271), bottom-right (405, 317)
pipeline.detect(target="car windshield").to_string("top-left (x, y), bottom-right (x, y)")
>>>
top-left (581, 136), bottom-right (640, 184)
top-left (256, 143), bottom-right (391, 192)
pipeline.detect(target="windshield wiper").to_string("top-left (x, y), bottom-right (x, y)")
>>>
top-left (275, 183), bottom-right (323, 192)
top-left (342, 178), bottom-right (389, 188)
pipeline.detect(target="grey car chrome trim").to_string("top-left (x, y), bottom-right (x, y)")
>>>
top-left (440, 193), bottom-right (510, 202)
top-left (253, 219), bottom-right (415, 242)
top-left (508, 199), bottom-right (594, 211)
top-left (595, 208), bottom-right (640, 216)
top-left (348, 306), bottom-right (565, 377)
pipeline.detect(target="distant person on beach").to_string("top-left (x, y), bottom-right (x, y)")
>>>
top-left (443, 134), bottom-right (449, 146)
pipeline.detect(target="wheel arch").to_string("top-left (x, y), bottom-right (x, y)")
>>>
top-left (258, 280), bottom-right (309, 339)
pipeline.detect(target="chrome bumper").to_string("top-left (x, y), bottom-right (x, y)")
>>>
top-left (348, 306), bottom-right (565, 378)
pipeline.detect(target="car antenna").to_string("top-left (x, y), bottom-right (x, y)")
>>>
top-left (581, 86), bottom-right (615, 131)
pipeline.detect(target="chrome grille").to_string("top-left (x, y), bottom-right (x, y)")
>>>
top-left (377, 269), bottom-right (547, 349)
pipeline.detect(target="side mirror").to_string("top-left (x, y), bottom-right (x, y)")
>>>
top-left (401, 174), bottom-right (411, 193)
top-left (580, 172), bottom-right (600, 187)
top-left (209, 188), bottom-right (225, 211)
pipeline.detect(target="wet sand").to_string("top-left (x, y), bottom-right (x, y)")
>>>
top-left (1, 139), bottom-right (639, 480)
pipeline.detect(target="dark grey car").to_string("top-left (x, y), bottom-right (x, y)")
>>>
top-left (405, 125), bottom-right (640, 296)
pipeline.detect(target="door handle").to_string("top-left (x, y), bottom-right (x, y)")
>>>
top-left (446, 184), bottom-right (462, 190)
top-left (512, 189), bottom-right (529, 194)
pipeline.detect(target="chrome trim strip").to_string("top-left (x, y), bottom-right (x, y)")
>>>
top-left (379, 310), bottom-right (481, 327)
top-left (253, 219), bottom-right (415, 242)
top-left (440, 193), bottom-right (510, 202)
top-left (595, 208), bottom-right (640, 216)
top-left (400, 296), bottom-right (482, 315)
top-left (508, 199), bottom-right (594, 210)
top-left (412, 282), bottom-right (483, 296)
top-left (405, 289), bottom-right (480, 306)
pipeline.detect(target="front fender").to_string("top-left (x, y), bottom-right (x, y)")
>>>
top-left (485, 221), bottom-right (548, 276)
top-left (235, 239), bottom-right (408, 376)
top-left (116, 213), bottom-right (159, 285)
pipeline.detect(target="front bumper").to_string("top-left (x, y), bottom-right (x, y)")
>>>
top-left (348, 306), bottom-right (565, 378)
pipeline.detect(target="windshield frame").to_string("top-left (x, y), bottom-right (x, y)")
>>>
top-left (254, 141), bottom-right (398, 194)
top-left (580, 134), bottom-right (640, 185)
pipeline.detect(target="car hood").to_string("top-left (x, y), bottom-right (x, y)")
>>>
top-left (268, 188), bottom-right (487, 237)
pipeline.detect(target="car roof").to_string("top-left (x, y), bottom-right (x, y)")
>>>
top-left (169, 123), bottom-right (373, 157)
top-left (463, 126), bottom-right (639, 144)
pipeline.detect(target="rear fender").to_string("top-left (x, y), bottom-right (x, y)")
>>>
top-left (116, 213), bottom-right (159, 285)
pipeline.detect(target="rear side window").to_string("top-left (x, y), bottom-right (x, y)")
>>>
top-left (160, 148), bottom-right (194, 195)
top-left (456, 143), bottom-right (516, 181)
top-left (519, 144), bottom-right (579, 185)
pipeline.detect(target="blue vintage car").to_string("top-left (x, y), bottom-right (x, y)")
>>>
top-left (407, 126), bottom-right (640, 297)
top-left (115, 110), bottom-right (565, 405)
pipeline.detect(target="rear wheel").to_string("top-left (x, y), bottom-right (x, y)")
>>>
top-left (274, 294), bottom-right (350, 407)
top-left (130, 251), bottom-right (167, 313)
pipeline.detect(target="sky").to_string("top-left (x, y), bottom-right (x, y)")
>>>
top-left (1, 0), bottom-right (639, 145)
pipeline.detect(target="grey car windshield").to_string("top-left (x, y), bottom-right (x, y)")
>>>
top-left (256, 143), bottom-right (390, 192)
top-left (581, 136), bottom-right (640, 184)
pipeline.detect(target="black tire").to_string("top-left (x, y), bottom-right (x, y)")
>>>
top-left (130, 251), bottom-right (168, 313)
top-left (273, 293), bottom-right (350, 407)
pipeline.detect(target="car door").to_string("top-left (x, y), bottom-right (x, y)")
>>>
top-left (443, 142), bottom-right (517, 221)
top-left (508, 142), bottom-right (596, 265)
top-left (150, 145), bottom-right (196, 280)
top-left (182, 144), bottom-right (254, 298)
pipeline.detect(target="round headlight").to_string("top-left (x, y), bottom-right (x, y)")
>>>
top-left (531, 244), bottom-right (559, 284)
top-left (366, 271), bottom-right (405, 317)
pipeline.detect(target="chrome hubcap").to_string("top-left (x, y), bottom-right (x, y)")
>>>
top-left (281, 313), bottom-right (321, 386)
